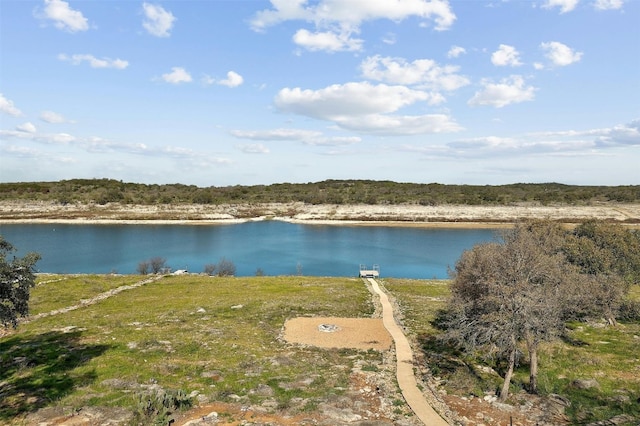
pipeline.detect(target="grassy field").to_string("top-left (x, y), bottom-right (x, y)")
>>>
top-left (1, 274), bottom-right (381, 424)
top-left (384, 278), bottom-right (640, 425)
top-left (2, 275), bottom-right (639, 425)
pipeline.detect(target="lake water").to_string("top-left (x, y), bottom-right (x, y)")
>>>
top-left (0, 222), bottom-right (498, 278)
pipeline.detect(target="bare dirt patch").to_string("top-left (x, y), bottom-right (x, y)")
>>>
top-left (282, 317), bottom-right (392, 350)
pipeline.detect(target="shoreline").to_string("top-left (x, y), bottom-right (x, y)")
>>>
top-left (0, 216), bottom-right (517, 228)
top-left (1, 201), bottom-right (640, 228)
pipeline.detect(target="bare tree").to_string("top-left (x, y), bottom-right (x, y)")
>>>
top-left (443, 221), bottom-right (576, 399)
top-left (149, 257), bottom-right (167, 274)
top-left (137, 261), bottom-right (150, 275)
top-left (203, 263), bottom-right (217, 276)
top-left (216, 258), bottom-right (236, 277)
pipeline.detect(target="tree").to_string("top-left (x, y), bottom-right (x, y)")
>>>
top-left (216, 258), bottom-right (236, 277)
top-left (149, 257), bottom-right (167, 274)
top-left (137, 261), bottom-right (150, 275)
top-left (203, 263), bottom-right (217, 276)
top-left (1, 236), bottom-right (40, 328)
top-left (443, 221), bottom-right (576, 399)
top-left (562, 221), bottom-right (640, 325)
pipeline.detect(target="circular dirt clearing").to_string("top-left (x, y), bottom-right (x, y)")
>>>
top-left (282, 317), bottom-right (392, 350)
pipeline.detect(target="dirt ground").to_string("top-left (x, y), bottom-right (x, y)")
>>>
top-left (281, 317), bottom-right (392, 351)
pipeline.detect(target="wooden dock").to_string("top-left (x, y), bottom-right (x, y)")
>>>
top-left (359, 264), bottom-right (380, 278)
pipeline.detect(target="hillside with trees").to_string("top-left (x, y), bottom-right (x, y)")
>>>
top-left (1, 179), bottom-right (639, 206)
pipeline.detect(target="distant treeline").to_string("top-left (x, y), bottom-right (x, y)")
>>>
top-left (1, 179), bottom-right (639, 206)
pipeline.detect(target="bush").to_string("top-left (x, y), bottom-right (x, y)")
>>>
top-left (137, 261), bottom-right (150, 275)
top-left (132, 388), bottom-right (192, 425)
top-left (204, 263), bottom-right (216, 276)
top-left (217, 258), bottom-right (236, 276)
top-left (618, 299), bottom-right (640, 322)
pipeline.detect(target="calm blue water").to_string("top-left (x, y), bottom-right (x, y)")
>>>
top-left (0, 222), bottom-right (497, 278)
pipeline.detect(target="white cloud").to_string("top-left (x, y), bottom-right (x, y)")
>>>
top-left (40, 110), bottom-right (67, 123)
top-left (58, 53), bottom-right (129, 69)
top-left (275, 82), bottom-right (435, 119)
top-left (447, 45), bottom-right (466, 58)
top-left (219, 71), bottom-right (244, 88)
top-left (238, 144), bottom-right (270, 154)
top-left (231, 128), bottom-right (322, 141)
top-left (540, 41), bottom-right (583, 66)
top-left (542, 0), bottom-right (579, 13)
top-left (17, 122), bottom-right (37, 133)
top-left (491, 44), bottom-right (523, 67)
top-left (160, 67), bottom-right (192, 84)
top-left (382, 32), bottom-right (397, 45)
top-left (142, 2), bottom-right (176, 37)
top-left (274, 81), bottom-right (460, 135)
top-left (405, 119), bottom-right (640, 160)
top-left (335, 113), bottom-right (462, 135)
top-left (231, 128), bottom-right (361, 145)
top-left (39, 0), bottom-right (89, 32)
top-left (250, 0), bottom-right (456, 52)
top-left (360, 55), bottom-right (469, 91)
top-left (292, 28), bottom-right (363, 52)
top-left (594, 0), bottom-right (624, 10)
top-left (0, 94), bottom-right (23, 116)
top-left (251, 0), bottom-right (456, 31)
top-left (468, 75), bottom-right (536, 108)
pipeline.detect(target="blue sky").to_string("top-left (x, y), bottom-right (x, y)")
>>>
top-left (1, 0), bottom-right (638, 187)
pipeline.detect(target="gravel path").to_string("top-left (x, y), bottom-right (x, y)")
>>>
top-left (368, 278), bottom-right (450, 426)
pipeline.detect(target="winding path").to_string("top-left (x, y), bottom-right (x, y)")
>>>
top-left (367, 278), bottom-right (450, 426)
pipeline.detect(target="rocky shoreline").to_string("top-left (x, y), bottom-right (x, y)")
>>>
top-left (1, 201), bottom-right (640, 227)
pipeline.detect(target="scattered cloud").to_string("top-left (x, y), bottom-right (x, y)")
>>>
top-left (360, 55), bottom-right (469, 92)
top-left (540, 41), bottom-right (583, 66)
top-left (160, 67), bottom-right (192, 84)
top-left (594, 0), bottom-right (624, 10)
top-left (237, 143), bottom-right (270, 154)
top-left (16, 122), bottom-right (37, 133)
top-left (58, 53), bottom-right (129, 69)
top-left (38, 0), bottom-right (89, 32)
top-left (0, 128), bottom-right (233, 165)
top-left (142, 2), bottom-right (176, 37)
top-left (250, 0), bottom-right (456, 52)
top-left (491, 44), bottom-right (523, 67)
top-left (447, 45), bottom-right (466, 58)
top-left (40, 110), bottom-right (67, 123)
top-left (335, 113), bottom-right (462, 135)
top-left (274, 81), bottom-right (461, 135)
top-left (0, 94), bottom-right (23, 116)
top-left (231, 128), bottom-right (361, 146)
top-left (468, 75), bottom-right (536, 108)
top-left (402, 119), bottom-right (640, 159)
top-left (292, 28), bottom-right (363, 52)
top-left (232, 128), bottom-right (322, 141)
top-left (276, 82), bottom-right (438, 119)
top-left (202, 71), bottom-right (244, 87)
top-left (542, 0), bottom-right (579, 13)
top-left (382, 32), bottom-right (397, 45)
top-left (219, 71), bottom-right (244, 88)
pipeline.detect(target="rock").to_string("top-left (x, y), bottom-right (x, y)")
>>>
top-left (319, 403), bottom-right (363, 423)
top-left (230, 304), bottom-right (243, 309)
top-left (586, 414), bottom-right (638, 425)
top-left (196, 307), bottom-right (206, 313)
top-left (571, 378), bottom-right (600, 389)
top-left (251, 384), bottom-right (274, 397)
